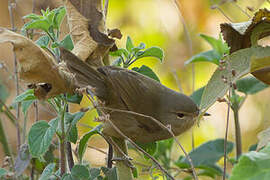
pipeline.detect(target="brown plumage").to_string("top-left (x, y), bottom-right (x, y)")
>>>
top-left (61, 48), bottom-right (199, 143)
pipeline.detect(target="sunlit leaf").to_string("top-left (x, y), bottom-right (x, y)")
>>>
top-left (199, 34), bottom-right (229, 56)
top-left (135, 47), bottom-right (164, 62)
top-left (132, 65), bottom-right (160, 82)
top-left (126, 36), bottom-right (134, 52)
top-left (257, 128), bottom-right (270, 150)
top-left (53, 6), bottom-right (66, 29)
top-left (14, 89), bottom-right (36, 103)
top-left (66, 94), bottom-right (83, 104)
top-left (110, 48), bottom-right (129, 58)
top-left (185, 50), bottom-right (220, 65)
top-left (200, 46), bottom-right (270, 111)
top-left (229, 144), bottom-right (270, 180)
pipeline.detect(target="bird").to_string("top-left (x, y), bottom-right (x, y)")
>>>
top-left (60, 48), bottom-right (202, 143)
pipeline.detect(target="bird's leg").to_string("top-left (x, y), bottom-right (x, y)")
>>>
top-left (107, 143), bottom-right (113, 168)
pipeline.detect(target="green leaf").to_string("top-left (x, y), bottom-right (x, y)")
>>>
top-left (102, 167), bottom-right (118, 180)
top-left (110, 48), bottom-right (129, 58)
top-left (199, 34), bottom-right (229, 56)
top-left (78, 125), bottom-right (102, 162)
top-left (132, 65), bottom-right (160, 82)
top-left (39, 163), bottom-right (55, 180)
top-left (200, 46), bottom-right (270, 111)
top-left (132, 168), bottom-right (138, 178)
top-left (137, 142), bottom-right (157, 158)
top-left (89, 168), bottom-right (101, 180)
top-left (23, 13), bottom-right (42, 20)
top-left (71, 165), bottom-right (90, 179)
top-left (25, 19), bottom-right (51, 32)
top-left (0, 80), bottom-right (8, 108)
top-left (0, 168), bottom-right (7, 178)
top-left (126, 36), bottom-right (134, 52)
top-left (61, 173), bottom-right (73, 180)
top-left (28, 120), bottom-right (57, 157)
top-left (190, 86), bottom-right (205, 106)
top-left (66, 94), bottom-right (83, 104)
top-left (21, 100), bottom-right (34, 115)
top-left (60, 34), bottom-right (74, 51)
top-left (53, 6), bottom-right (66, 29)
top-left (135, 47), bottom-right (164, 62)
top-left (14, 89), bottom-right (36, 103)
top-left (229, 144), bottom-right (270, 180)
top-left (36, 35), bottom-right (50, 48)
top-left (176, 139), bottom-right (234, 167)
top-left (66, 111), bottom-right (85, 127)
top-left (132, 42), bottom-right (146, 53)
top-left (236, 76), bottom-right (269, 94)
top-left (67, 125), bottom-right (78, 144)
top-left (185, 50), bottom-right (220, 65)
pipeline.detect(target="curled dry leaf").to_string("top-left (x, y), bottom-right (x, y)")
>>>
top-left (64, 0), bottom-right (97, 62)
top-left (221, 8), bottom-right (270, 85)
top-left (0, 28), bottom-right (75, 99)
top-left (64, 0), bottom-right (115, 67)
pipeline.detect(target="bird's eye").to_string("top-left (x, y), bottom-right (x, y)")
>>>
top-left (177, 113), bottom-right (185, 118)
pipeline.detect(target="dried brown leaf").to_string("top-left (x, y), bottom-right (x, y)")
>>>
top-left (64, 0), bottom-right (115, 67)
top-left (221, 8), bottom-right (270, 85)
top-left (0, 28), bottom-right (75, 99)
top-left (64, 0), bottom-right (97, 61)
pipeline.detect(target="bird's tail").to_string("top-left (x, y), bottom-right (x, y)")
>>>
top-left (60, 48), bottom-right (107, 98)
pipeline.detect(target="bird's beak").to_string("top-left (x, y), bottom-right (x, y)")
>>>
top-left (203, 112), bottom-right (211, 116)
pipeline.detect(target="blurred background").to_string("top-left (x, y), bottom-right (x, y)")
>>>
top-left (0, 0), bottom-right (270, 179)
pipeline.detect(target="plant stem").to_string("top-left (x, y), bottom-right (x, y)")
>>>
top-left (66, 142), bottom-right (74, 170)
top-left (107, 143), bottom-right (113, 168)
top-left (60, 102), bottom-right (67, 176)
top-left (0, 117), bottom-right (13, 158)
top-left (233, 108), bottom-right (242, 159)
top-left (8, 0), bottom-right (21, 152)
top-left (223, 89), bottom-right (231, 180)
top-left (112, 138), bottom-right (133, 180)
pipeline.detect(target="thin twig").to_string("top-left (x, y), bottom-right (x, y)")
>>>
top-left (211, 5), bottom-right (233, 23)
top-left (171, 70), bottom-right (183, 93)
top-left (107, 143), bottom-right (113, 168)
top-left (223, 89), bottom-right (231, 180)
top-left (173, 0), bottom-right (196, 150)
top-left (88, 145), bottom-right (108, 155)
top-left (233, 108), bottom-right (242, 159)
top-left (8, 0), bottom-right (21, 152)
top-left (60, 102), bottom-right (67, 176)
top-left (104, 0), bottom-right (109, 19)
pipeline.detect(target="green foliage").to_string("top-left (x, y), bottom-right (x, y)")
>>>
top-left (175, 139), bottom-right (233, 179)
top-left (28, 120), bottom-right (57, 157)
top-left (185, 34), bottom-right (229, 65)
top-left (0, 168), bottom-right (7, 178)
top-left (229, 144), bottom-right (270, 180)
top-left (39, 163), bottom-right (56, 180)
top-left (101, 167), bottom-right (118, 180)
top-left (110, 36), bottom-right (163, 68)
top-left (236, 76), bottom-right (269, 95)
top-left (190, 86), bottom-right (205, 106)
top-left (78, 125), bottom-right (102, 163)
top-left (0, 80), bottom-right (8, 108)
top-left (132, 65), bottom-right (160, 82)
top-left (70, 165), bottom-right (90, 179)
top-left (200, 46), bottom-right (270, 111)
top-left (36, 35), bottom-right (50, 48)
top-left (59, 34), bottom-right (74, 50)
top-left (66, 94), bottom-right (83, 104)
top-left (23, 7), bottom-right (66, 32)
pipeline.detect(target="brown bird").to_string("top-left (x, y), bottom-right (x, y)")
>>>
top-left (61, 48), bottom-right (201, 143)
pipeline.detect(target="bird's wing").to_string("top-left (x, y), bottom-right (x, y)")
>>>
top-left (98, 66), bottom-right (163, 132)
